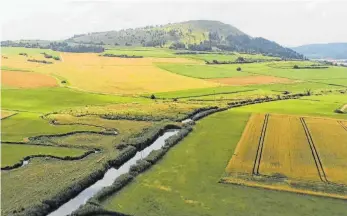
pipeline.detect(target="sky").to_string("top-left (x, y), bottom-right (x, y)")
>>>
top-left (0, 0), bottom-right (346, 47)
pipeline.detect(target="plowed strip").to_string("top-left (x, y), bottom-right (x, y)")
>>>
top-left (259, 115), bottom-right (321, 181)
top-left (225, 114), bottom-right (266, 175)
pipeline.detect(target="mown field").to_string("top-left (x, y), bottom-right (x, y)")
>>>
top-left (1, 46), bottom-right (347, 216)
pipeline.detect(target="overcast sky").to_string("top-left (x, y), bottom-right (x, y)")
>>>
top-left (0, 0), bottom-right (346, 47)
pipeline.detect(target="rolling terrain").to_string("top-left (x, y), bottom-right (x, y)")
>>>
top-left (1, 24), bottom-right (347, 216)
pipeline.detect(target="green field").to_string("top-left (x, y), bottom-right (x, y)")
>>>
top-left (156, 63), bottom-right (253, 79)
top-left (1, 144), bottom-right (88, 167)
top-left (101, 109), bottom-right (347, 216)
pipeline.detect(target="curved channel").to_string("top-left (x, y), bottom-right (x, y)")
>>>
top-left (47, 129), bottom-right (179, 216)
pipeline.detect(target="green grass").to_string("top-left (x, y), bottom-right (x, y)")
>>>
top-left (1, 144), bottom-right (87, 167)
top-left (235, 96), bottom-right (347, 120)
top-left (156, 63), bottom-right (253, 79)
top-left (1, 113), bottom-right (100, 142)
top-left (2, 87), bottom-right (144, 113)
top-left (102, 110), bottom-right (347, 216)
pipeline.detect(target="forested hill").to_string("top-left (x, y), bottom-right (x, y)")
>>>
top-left (68, 20), bottom-right (303, 59)
top-left (292, 43), bottom-right (347, 59)
top-left (1, 20), bottom-right (303, 59)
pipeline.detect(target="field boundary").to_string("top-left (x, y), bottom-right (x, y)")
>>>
top-left (220, 177), bottom-right (347, 201)
top-left (252, 113), bottom-right (269, 175)
top-left (300, 117), bottom-right (328, 183)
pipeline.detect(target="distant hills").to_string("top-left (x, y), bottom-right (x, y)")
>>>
top-left (292, 43), bottom-right (347, 59)
top-left (2, 20), bottom-right (303, 59)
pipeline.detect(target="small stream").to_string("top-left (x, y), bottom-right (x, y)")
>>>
top-left (47, 129), bottom-right (179, 216)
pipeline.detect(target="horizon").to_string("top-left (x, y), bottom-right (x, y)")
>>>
top-left (1, 0), bottom-right (346, 47)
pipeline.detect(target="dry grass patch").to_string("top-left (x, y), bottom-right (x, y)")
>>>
top-left (1, 70), bottom-right (58, 88)
top-left (209, 75), bottom-right (296, 86)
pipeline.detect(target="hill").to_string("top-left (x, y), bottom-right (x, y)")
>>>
top-left (68, 20), bottom-right (303, 59)
top-left (292, 43), bottom-right (347, 59)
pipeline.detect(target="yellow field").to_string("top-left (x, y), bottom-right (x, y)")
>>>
top-left (226, 113), bottom-right (266, 175)
top-left (223, 114), bottom-right (347, 199)
top-left (2, 52), bottom-right (217, 94)
top-left (1, 70), bottom-right (58, 88)
top-left (259, 115), bottom-right (320, 181)
top-left (305, 118), bottom-right (347, 185)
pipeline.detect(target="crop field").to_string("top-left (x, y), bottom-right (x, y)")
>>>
top-left (1, 70), bottom-right (58, 88)
top-left (305, 118), bottom-right (347, 185)
top-left (1, 144), bottom-right (88, 167)
top-left (224, 113), bottom-right (347, 198)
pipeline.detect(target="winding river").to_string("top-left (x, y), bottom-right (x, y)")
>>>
top-left (47, 129), bottom-right (179, 216)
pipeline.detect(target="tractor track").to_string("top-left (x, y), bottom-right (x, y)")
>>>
top-left (252, 113), bottom-right (269, 175)
top-left (300, 117), bottom-right (328, 183)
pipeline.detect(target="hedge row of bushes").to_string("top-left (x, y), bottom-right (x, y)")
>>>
top-left (120, 124), bottom-right (180, 150)
top-left (227, 93), bottom-right (305, 108)
top-left (27, 59), bottom-right (53, 64)
top-left (1, 150), bottom-right (97, 171)
top-left (101, 53), bottom-right (143, 58)
top-left (191, 108), bottom-right (227, 121)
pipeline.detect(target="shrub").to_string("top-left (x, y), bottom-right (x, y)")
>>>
top-left (129, 159), bottom-right (151, 176)
top-left (144, 148), bottom-right (166, 164)
top-left (108, 146), bottom-right (137, 167)
top-left (53, 56), bottom-right (60, 61)
top-left (237, 67), bottom-right (242, 71)
top-left (150, 94), bottom-right (156, 99)
top-left (293, 65), bottom-right (299, 69)
top-left (61, 80), bottom-right (67, 84)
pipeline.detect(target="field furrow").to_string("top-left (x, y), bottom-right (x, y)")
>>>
top-left (225, 113), bottom-right (266, 175)
top-left (305, 118), bottom-right (347, 185)
top-left (259, 115), bottom-right (321, 181)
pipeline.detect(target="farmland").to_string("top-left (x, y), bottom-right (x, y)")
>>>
top-left (223, 113), bottom-right (347, 199)
top-left (1, 45), bottom-right (347, 216)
